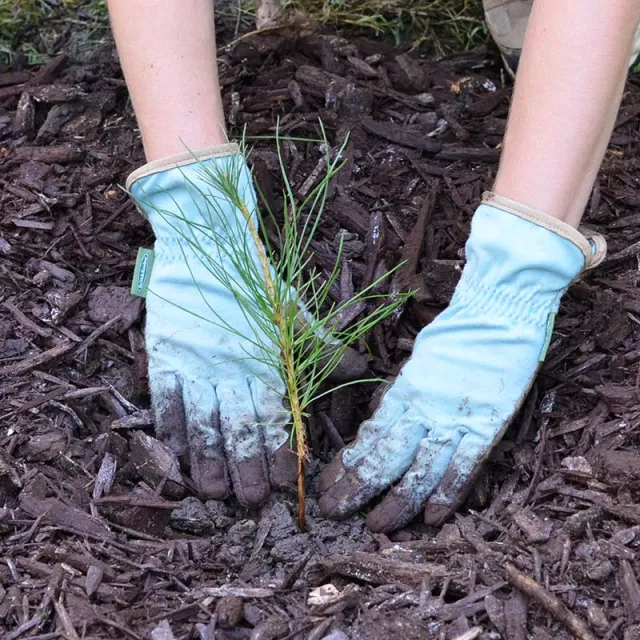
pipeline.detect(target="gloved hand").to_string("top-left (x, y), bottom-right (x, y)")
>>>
top-left (318, 192), bottom-right (606, 532)
top-left (127, 144), bottom-right (296, 507)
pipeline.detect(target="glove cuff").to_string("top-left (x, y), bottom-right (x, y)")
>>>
top-left (482, 191), bottom-right (607, 269)
top-left (125, 143), bottom-right (241, 191)
top-left (125, 141), bottom-right (256, 244)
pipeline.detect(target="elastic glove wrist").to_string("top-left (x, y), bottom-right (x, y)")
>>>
top-left (126, 144), bottom-right (242, 211)
top-left (482, 191), bottom-right (607, 269)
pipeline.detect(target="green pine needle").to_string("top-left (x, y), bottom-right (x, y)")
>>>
top-left (136, 122), bottom-right (413, 527)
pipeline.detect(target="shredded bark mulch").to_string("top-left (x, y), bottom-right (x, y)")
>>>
top-left (1, 21), bottom-right (640, 640)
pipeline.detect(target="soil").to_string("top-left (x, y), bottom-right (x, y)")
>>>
top-left (1, 17), bottom-right (640, 640)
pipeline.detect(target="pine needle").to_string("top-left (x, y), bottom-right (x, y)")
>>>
top-left (132, 123), bottom-right (413, 527)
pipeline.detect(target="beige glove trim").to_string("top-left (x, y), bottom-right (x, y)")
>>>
top-left (482, 191), bottom-right (607, 269)
top-left (125, 143), bottom-right (241, 190)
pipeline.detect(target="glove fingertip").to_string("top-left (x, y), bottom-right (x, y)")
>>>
top-left (270, 444), bottom-right (297, 492)
top-left (317, 493), bottom-right (345, 521)
top-left (231, 459), bottom-right (271, 509)
top-left (192, 464), bottom-right (229, 501)
top-left (317, 457), bottom-right (347, 493)
top-left (423, 503), bottom-right (453, 527)
top-left (366, 495), bottom-right (416, 534)
top-left (151, 379), bottom-right (189, 457)
top-left (317, 474), bottom-right (364, 520)
top-left (240, 485), bottom-right (270, 509)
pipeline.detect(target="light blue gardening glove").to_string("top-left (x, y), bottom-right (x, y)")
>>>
top-left (319, 192), bottom-right (606, 532)
top-left (126, 144), bottom-right (296, 507)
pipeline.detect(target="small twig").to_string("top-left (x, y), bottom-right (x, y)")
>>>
top-left (21, 505), bottom-right (53, 543)
top-left (70, 223), bottom-right (92, 259)
top-left (106, 521), bottom-right (166, 543)
top-left (35, 565), bottom-right (63, 630)
top-left (451, 629), bottom-right (483, 640)
top-left (53, 598), bottom-right (80, 640)
top-left (603, 618), bottom-right (625, 640)
top-left (5, 615), bottom-right (43, 640)
top-left (506, 564), bottom-right (596, 640)
top-left (249, 517), bottom-right (272, 562)
top-left (0, 341), bottom-right (74, 377)
top-left (12, 385), bottom-right (68, 415)
top-left (601, 239), bottom-right (640, 266)
top-left (99, 377), bottom-right (140, 412)
top-left (389, 183), bottom-right (438, 321)
top-left (279, 549), bottom-right (313, 590)
top-left (96, 616), bottom-right (143, 640)
top-left (215, 10), bottom-right (310, 55)
top-left (75, 315), bottom-right (122, 355)
top-left (523, 390), bottom-right (555, 505)
top-left (469, 509), bottom-right (514, 539)
top-left (94, 199), bottom-right (133, 234)
top-left (93, 495), bottom-right (183, 509)
top-left (2, 300), bottom-right (52, 337)
top-left (202, 586), bottom-right (275, 598)
top-left (48, 400), bottom-right (85, 430)
top-left (61, 386), bottom-right (110, 400)
top-left (153, 457), bottom-right (180, 497)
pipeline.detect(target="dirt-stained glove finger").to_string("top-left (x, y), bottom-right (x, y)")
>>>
top-left (366, 432), bottom-right (461, 533)
top-left (218, 383), bottom-right (271, 508)
top-left (318, 470), bottom-right (371, 520)
top-left (318, 394), bottom-right (407, 496)
top-left (249, 378), bottom-right (296, 491)
top-left (423, 432), bottom-right (489, 526)
top-left (231, 456), bottom-right (271, 508)
top-left (182, 380), bottom-right (229, 500)
top-left (270, 443), bottom-right (298, 491)
top-left (317, 456), bottom-right (349, 493)
top-left (150, 374), bottom-right (189, 460)
top-left (319, 409), bottom-right (425, 520)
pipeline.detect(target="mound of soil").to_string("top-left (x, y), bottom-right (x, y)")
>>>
top-left (1, 19), bottom-right (640, 640)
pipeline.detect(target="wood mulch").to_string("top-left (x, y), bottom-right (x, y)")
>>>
top-left (1, 19), bottom-right (640, 640)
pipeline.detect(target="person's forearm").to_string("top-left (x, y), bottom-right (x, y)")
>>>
top-left (107, 0), bottom-right (227, 161)
top-left (494, 0), bottom-right (640, 227)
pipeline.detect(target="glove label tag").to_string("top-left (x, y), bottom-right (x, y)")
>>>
top-left (539, 311), bottom-right (556, 362)
top-left (131, 248), bottom-right (154, 298)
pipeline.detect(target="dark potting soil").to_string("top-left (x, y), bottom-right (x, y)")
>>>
top-left (1, 17), bottom-right (640, 640)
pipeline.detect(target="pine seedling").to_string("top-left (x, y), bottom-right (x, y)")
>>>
top-left (138, 126), bottom-right (413, 527)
